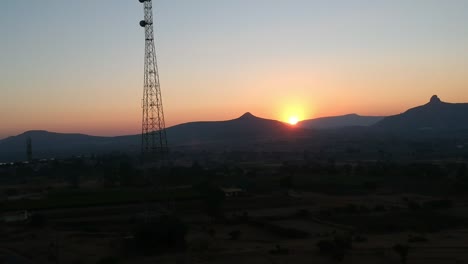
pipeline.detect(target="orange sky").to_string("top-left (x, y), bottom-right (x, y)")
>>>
top-left (1, 1), bottom-right (468, 139)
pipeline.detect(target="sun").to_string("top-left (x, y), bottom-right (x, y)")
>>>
top-left (288, 116), bottom-right (299, 125)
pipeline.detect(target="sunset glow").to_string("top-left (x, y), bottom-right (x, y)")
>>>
top-left (1, 1), bottom-right (468, 139)
top-left (288, 116), bottom-right (299, 125)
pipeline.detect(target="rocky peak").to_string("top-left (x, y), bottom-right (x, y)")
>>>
top-left (429, 95), bottom-right (442, 104)
top-left (238, 112), bottom-right (256, 120)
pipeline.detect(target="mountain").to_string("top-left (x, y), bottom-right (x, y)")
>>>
top-left (0, 113), bottom-right (304, 162)
top-left (374, 95), bottom-right (468, 131)
top-left (298, 114), bottom-right (384, 129)
top-left (166, 112), bottom-right (303, 145)
top-left (4, 95), bottom-right (466, 163)
top-left (0, 130), bottom-right (139, 162)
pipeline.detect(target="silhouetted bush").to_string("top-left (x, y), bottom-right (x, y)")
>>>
top-left (345, 204), bottom-right (358, 214)
top-left (133, 215), bottom-right (188, 255)
top-left (374, 204), bottom-right (386, 212)
top-left (29, 213), bottom-right (46, 228)
top-left (334, 204), bottom-right (364, 214)
top-left (317, 239), bottom-right (335, 255)
top-left (295, 209), bottom-right (310, 218)
top-left (316, 235), bottom-right (352, 262)
top-left (333, 235), bottom-right (352, 251)
top-left (4, 188), bottom-right (19, 196)
top-left (407, 200), bottom-right (421, 211)
top-left (362, 181), bottom-right (378, 190)
top-left (250, 220), bottom-right (309, 238)
top-left (353, 234), bottom-right (368, 243)
top-left (228, 230), bottom-right (241, 240)
top-left (319, 209), bottom-right (332, 217)
top-left (241, 211), bottom-right (250, 221)
top-left (279, 175), bottom-right (294, 189)
top-left (206, 227), bottom-right (216, 237)
top-left (408, 234), bottom-right (428, 243)
top-left (269, 244), bottom-right (289, 255)
top-left (393, 244), bottom-right (409, 264)
top-left (96, 256), bottom-right (119, 264)
top-left (322, 210), bottom-right (465, 233)
top-left (196, 181), bottom-right (225, 218)
top-left (423, 199), bottom-right (453, 209)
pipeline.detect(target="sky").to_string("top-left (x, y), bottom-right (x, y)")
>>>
top-left (1, 0), bottom-right (468, 138)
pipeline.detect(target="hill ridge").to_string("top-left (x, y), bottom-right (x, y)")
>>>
top-left (374, 95), bottom-right (468, 131)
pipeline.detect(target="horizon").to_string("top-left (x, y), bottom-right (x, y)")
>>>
top-left (0, 109), bottom-right (365, 139)
top-left (2, 0), bottom-right (468, 139)
top-left (0, 93), bottom-right (460, 140)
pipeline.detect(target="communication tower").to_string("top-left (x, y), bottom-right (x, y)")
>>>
top-left (138, 0), bottom-right (168, 158)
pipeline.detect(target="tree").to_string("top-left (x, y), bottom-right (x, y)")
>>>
top-left (316, 235), bottom-right (352, 262)
top-left (4, 188), bottom-right (19, 197)
top-left (118, 161), bottom-right (136, 186)
top-left (228, 230), bottom-right (241, 240)
top-left (133, 215), bottom-right (188, 255)
top-left (196, 181), bottom-right (225, 219)
top-left (96, 256), bottom-right (119, 264)
top-left (393, 244), bottom-right (409, 264)
top-left (29, 213), bottom-right (46, 228)
top-left (279, 175), bottom-right (294, 189)
top-left (457, 163), bottom-right (467, 178)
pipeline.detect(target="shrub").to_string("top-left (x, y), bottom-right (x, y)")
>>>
top-left (269, 244), bottom-right (289, 255)
top-left (393, 244), bottom-right (410, 264)
top-left (317, 239), bottom-right (335, 255)
top-left (29, 213), bottom-right (46, 228)
top-left (316, 235), bottom-right (352, 262)
top-left (228, 230), bottom-right (241, 240)
top-left (408, 235), bottom-right (428, 243)
top-left (423, 200), bottom-right (453, 209)
top-left (296, 209), bottom-right (310, 218)
top-left (354, 234), bottom-right (368, 243)
top-left (96, 256), bottom-right (119, 264)
top-left (133, 215), bottom-right (188, 255)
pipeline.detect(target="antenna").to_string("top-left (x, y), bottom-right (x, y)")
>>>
top-left (138, 0), bottom-right (168, 159)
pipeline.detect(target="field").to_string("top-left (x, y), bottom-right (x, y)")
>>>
top-left (2, 189), bottom-right (468, 264)
top-left (2, 158), bottom-right (468, 263)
